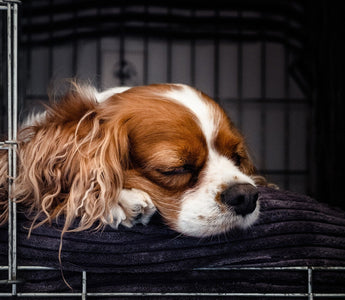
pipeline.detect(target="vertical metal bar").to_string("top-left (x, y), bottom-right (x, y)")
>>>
top-left (260, 19), bottom-right (267, 172)
top-left (48, 0), bottom-right (53, 80)
top-left (284, 40), bottom-right (291, 190)
top-left (237, 10), bottom-right (243, 129)
top-left (7, 3), bottom-right (13, 290)
top-left (7, 1), bottom-right (18, 296)
top-left (7, 4), bottom-right (13, 294)
top-left (13, 1), bottom-right (18, 153)
top-left (213, 9), bottom-right (219, 102)
top-left (143, 2), bottom-right (149, 85)
top-left (306, 86), bottom-right (312, 195)
top-left (190, 9), bottom-right (196, 86)
top-left (119, 5), bottom-right (125, 86)
top-left (167, 7), bottom-right (172, 83)
top-left (96, 7), bottom-right (101, 90)
top-left (0, 14), bottom-right (4, 134)
top-left (72, 6), bottom-right (78, 77)
top-left (25, 0), bottom-right (32, 109)
top-left (12, 6), bottom-right (18, 294)
top-left (6, 2), bottom-right (12, 140)
top-left (82, 271), bottom-right (87, 300)
top-left (308, 267), bottom-right (313, 300)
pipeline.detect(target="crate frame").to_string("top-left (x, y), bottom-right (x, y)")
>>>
top-left (1, 1), bottom-right (345, 299)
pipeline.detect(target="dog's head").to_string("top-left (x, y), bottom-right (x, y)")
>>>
top-left (11, 83), bottom-right (261, 237)
top-left (97, 84), bottom-right (260, 236)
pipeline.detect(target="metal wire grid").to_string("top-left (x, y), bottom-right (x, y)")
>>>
top-left (1, 266), bottom-right (345, 299)
top-left (19, 1), bottom-right (310, 195)
top-left (0, 0), bottom-right (19, 297)
top-left (1, 1), bottom-right (345, 299)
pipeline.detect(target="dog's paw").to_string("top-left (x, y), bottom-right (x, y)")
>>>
top-left (108, 188), bottom-right (156, 229)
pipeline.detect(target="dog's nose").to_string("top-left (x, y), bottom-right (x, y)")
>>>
top-left (220, 184), bottom-right (259, 216)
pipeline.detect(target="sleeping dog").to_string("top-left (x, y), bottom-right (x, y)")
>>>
top-left (0, 83), bottom-right (267, 237)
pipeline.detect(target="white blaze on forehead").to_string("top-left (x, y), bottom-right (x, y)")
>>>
top-left (164, 85), bottom-right (258, 237)
top-left (96, 86), bottom-right (132, 102)
top-left (164, 84), bottom-right (220, 147)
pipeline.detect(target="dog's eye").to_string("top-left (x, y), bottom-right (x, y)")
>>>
top-left (159, 165), bottom-right (192, 176)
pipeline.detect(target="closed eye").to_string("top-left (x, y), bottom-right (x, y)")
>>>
top-left (159, 165), bottom-right (194, 176)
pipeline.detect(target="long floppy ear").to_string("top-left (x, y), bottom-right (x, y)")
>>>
top-left (0, 150), bottom-right (9, 225)
top-left (13, 84), bottom-right (130, 235)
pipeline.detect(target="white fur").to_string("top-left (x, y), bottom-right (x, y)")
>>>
top-left (93, 84), bottom-right (258, 235)
top-left (165, 84), bottom-right (258, 237)
top-left (176, 151), bottom-right (258, 236)
top-left (96, 87), bottom-right (131, 102)
top-left (165, 84), bottom-right (219, 147)
top-left (22, 84), bottom-right (258, 235)
top-left (108, 188), bottom-right (156, 228)
top-left (24, 87), bottom-right (131, 127)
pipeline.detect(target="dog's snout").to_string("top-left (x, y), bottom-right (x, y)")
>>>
top-left (220, 184), bottom-right (259, 216)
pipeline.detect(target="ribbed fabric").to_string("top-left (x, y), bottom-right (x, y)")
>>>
top-left (1, 187), bottom-right (345, 294)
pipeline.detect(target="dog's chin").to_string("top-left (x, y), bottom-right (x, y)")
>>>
top-left (173, 203), bottom-right (260, 238)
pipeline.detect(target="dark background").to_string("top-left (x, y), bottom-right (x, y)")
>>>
top-left (1, 0), bottom-right (344, 209)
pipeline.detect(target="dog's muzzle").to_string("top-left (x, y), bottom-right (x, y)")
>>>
top-left (220, 183), bottom-right (259, 216)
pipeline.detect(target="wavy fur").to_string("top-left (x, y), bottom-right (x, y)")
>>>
top-left (0, 83), bottom-right (129, 236)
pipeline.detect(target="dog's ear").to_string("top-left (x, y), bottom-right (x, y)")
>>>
top-left (0, 151), bottom-right (9, 225)
top-left (13, 85), bottom-right (130, 234)
top-left (67, 108), bottom-right (130, 231)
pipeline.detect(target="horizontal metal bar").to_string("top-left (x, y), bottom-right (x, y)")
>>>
top-left (2, 0), bottom-right (21, 4)
top-left (0, 266), bottom-right (56, 271)
top-left (0, 141), bottom-right (18, 151)
top-left (0, 292), bottom-right (342, 298)
top-left (1, 265), bottom-right (345, 272)
top-left (0, 140), bottom-right (18, 145)
top-left (61, 292), bottom-right (312, 297)
top-left (310, 266), bottom-right (345, 271)
top-left (0, 293), bottom-right (81, 297)
top-left (1, 266), bottom-right (344, 297)
top-left (0, 292), bottom-right (318, 297)
top-left (0, 279), bottom-right (23, 284)
top-left (195, 266), bottom-right (345, 271)
top-left (313, 294), bottom-right (345, 298)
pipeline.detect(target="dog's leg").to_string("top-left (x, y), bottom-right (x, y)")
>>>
top-left (108, 188), bottom-right (156, 228)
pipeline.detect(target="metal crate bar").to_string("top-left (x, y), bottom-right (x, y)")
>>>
top-left (1, 266), bottom-right (345, 298)
top-left (0, 0), bottom-right (20, 297)
top-left (0, 2), bottom-right (344, 299)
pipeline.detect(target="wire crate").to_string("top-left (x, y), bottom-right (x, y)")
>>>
top-left (1, 1), bottom-right (345, 299)
top-left (0, 0), bottom-right (20, 296)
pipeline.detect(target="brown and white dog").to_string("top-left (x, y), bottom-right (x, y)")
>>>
top-left (0, 83), bottom-right (265, 237)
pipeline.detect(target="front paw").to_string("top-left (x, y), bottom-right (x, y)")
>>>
top-left (109, 188), bottom-right (156, 228)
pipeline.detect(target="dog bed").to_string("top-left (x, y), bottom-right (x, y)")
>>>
top-left (1, 187), bottom-right (345, 295)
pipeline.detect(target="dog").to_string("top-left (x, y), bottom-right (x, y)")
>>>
top-left (0, 82), bottom-right (266, 238)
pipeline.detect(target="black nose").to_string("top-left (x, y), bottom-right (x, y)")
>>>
top-left (220, 184), bottom-right (259, 216)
